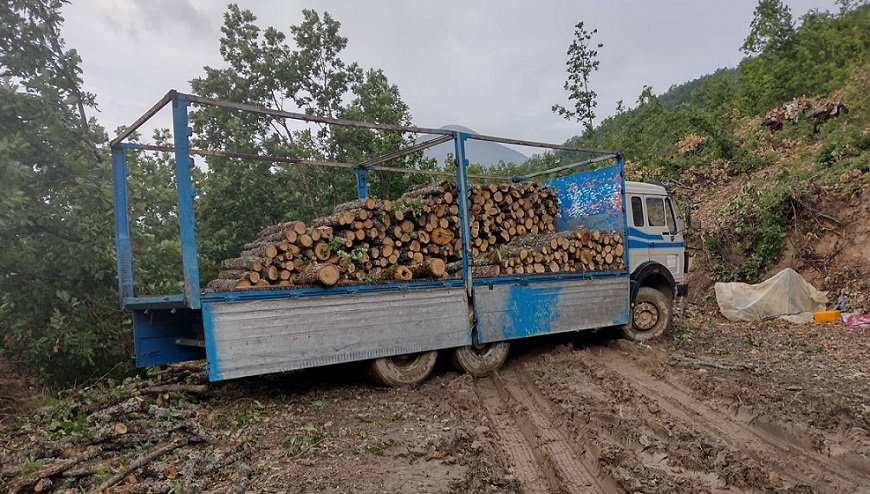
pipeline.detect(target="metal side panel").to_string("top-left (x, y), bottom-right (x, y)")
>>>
top-left (475, 277), bottom-right (630, 343)
top-left (202, 288), bottom-right (471, 381)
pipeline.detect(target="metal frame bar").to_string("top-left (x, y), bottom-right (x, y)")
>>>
top-left (353, 165), bottom-right (368, 199)
top-left (111, 90), bottom-right (623, 311)
top-left (110, 91), bottom-right (174, 148)
top-left (126, 143), bottom-right (508, 180)
top-left (111, 146), bottom-right (134, 303)
top-left (452, 132), bottom-right (473, 301)
top-left (512, 153), bottom-right (619, 182)
top-left (171, 94), bottom-right (201, 309)
top-left (359, 135), bottom-right (453, 167)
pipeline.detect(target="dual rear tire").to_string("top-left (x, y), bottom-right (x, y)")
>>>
top-left (367, 340), bottom-right (510, 387)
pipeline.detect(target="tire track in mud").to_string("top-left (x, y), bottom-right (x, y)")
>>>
top-left (596, 346), bottom-right (870, 493)
top-left (475, 367), bottom-right (618, 494)
top-left (474, 378), bottom-right (552, 494)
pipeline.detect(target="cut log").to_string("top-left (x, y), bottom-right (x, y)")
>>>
top-left (296, 264), bottom-right (341, 286)
top-left (375, 265), bottom-right (413, 281)
top-left (313, 242), bottom-right (331, 261)
top-left (431, 227), bottom-right (455, 246)
top-left (409, 258), bottom-right (446, 278)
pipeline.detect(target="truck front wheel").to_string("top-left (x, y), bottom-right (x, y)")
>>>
top-left (368, 351), bottom-right (438, 387)
top-left (450, 341), bottom-right (510, 377)
top-left (622, 287), bottom-right (672, 341)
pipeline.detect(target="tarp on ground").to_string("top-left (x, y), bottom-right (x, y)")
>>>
top-left (715, 268), bottom-right (828, 322)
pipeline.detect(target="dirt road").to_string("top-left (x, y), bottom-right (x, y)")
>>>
top-left (186, 316), bottom-right (870, 494)
top-left (4, 315), bottom-right (869, 493)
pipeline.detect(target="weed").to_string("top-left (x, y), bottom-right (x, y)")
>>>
top-left (282, 425), bottom-right (324, 459)
top-left (804, 344), bottom-right (825, 354)
top-left (672, 330), bottom-right (695, 345)
top-left (746, 335), bottom-right (761, 348)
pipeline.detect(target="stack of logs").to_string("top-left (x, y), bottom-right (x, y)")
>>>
top-left (207, 181), bottom-right (625, 290)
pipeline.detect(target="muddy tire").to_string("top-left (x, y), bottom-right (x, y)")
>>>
top-left (450, 341), bottom-right (510, 377)
top-left (368, 351), bottom-right (438, 387)
top-left (622, 286), bottom-right (672, 341)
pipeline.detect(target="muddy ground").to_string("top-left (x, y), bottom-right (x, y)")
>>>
top-left (3, 312), bottom-right (870, 494)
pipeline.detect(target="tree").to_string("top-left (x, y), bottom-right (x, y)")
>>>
top-left (552, 21), bottom-right (603, 134)
top-left (0, 0), bottom-right (130, 382)
top-left (191, 5), bottom-right (421, 283)
top-left (741, 0), bottom-right (796, 56)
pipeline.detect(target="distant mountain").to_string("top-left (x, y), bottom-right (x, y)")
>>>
top-left (417, 125), bottom-right (528, 167)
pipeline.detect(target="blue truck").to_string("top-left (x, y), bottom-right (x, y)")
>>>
top-left (110, 91), bottom-right (688, 387)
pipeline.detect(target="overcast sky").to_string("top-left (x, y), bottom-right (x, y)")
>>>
top-left (61, 0), bottom-right (837, 152)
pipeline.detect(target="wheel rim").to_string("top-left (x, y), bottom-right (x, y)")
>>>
top-left (633, 301), bottom-right (659, 331)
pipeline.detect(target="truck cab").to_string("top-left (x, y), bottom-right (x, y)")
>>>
top-left (622, 181), bottom-right (689, 340)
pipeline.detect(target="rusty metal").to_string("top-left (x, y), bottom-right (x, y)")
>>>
top-left (469, 133), bottom-right (619, 155)
top-left (110, 91), bottom-right (175, 148)
top-left (184, 94), bottom-right (455, 136)
top-left (512, 153), bottom-right (618, 182)
top-left (131, 143), bottom-right (507, 180)
top-left (359, 135), bottom-right (453, 167)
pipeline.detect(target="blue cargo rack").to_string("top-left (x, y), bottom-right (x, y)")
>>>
top-left (110, 90), bottom-right (629, 381)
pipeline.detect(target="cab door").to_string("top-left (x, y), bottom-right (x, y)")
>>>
top-left (641, 195), bottom-right (683, 280)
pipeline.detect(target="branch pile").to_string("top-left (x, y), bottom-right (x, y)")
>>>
top-left (0, 366), bottom-right (257, 494)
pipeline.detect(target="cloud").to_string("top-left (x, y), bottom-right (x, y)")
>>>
top-left (132, 0), bottom-right (212, 37)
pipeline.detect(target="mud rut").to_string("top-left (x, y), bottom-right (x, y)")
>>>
top-left (472, 343), bottom-right (870, 494)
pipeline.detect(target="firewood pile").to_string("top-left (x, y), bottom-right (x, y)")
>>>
top-left (207, 181), bottom-right (625, 291)
top-left (0, 366), bottom-right (258, 494)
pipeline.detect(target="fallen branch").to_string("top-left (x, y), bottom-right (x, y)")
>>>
top-left (88, 438), bottom-right (188, 494)
top-left (138, 384), bottom-right (209, 396)
top-left (5, 446), bottom-right (101, 494)
top-left (200, 444), bottom-right (261, 476)
top-left (104, 480), bottom-right (174, 494)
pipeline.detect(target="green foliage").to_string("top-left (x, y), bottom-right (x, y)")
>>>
top-left (738, 4), bottom-right (870, 114)
top-left (708, 180), bottom-right (794, 281)
top-left (190, 5), bottom-right (428, 284)
top-left (282, 424), bottom-right (324, 458)
top-left (552, 21), bottom-right (603, 133)
top-left (0, 0), bottom-right (131, 383)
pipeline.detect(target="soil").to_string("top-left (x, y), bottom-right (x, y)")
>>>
top-left (6, 315), bottom-right (867, 494)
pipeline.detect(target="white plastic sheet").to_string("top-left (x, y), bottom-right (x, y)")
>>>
top-left (715, 268), bottom-right (828, 322)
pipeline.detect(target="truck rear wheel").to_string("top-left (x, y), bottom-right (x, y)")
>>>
top-left (450, 341), bottom-right (510, 377)
top-left (368, 351), bottom-right (438, 387)
top-left (622, 286), bottom-right (672, 341)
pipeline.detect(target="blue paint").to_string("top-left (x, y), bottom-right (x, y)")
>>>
top-left (111, 147), bottom-right (134, 304)
top-left (172, 93), bottom-right (201, 309)
top-left (627, 239), bottom-right (685, 249)
top-left (353, 165), bottom-right (368, 199)
top-left (132, 309), bottom-right (205, 367)
top-left (544, 163), bottom-right (625, 232)
top-left (202, 279), bottom-right (466, 303)
top-left (452, 132), bottom-right (473, 297)
top-left (123, 294), bottom-right (186, 310)
top-left (627, 227), bottom-right (664, 240)
top-left (500, 282), bottom-right (563, 339)
top-left (200, 303), bottom-right (222, 381)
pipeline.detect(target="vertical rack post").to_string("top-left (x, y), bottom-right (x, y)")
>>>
top-left (111, 146), bottom-right (134, 304)
top-left (452, 132), bottom-right (473, 299)
top-left (172, 93), bottom-right (201, 309)
top-left (353, 165), bottom-right (369, 199)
